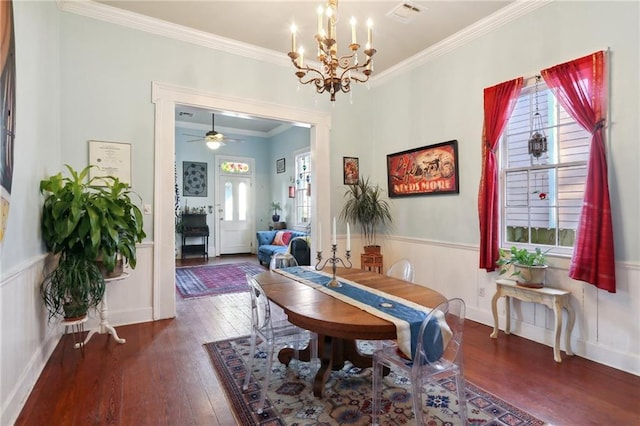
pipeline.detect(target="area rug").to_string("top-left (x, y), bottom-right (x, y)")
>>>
top-left (204, 336), bottom-right (547, 426)
top-left (175, 262), bottom-right (266, 299)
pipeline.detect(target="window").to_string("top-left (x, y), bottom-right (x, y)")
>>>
top-left (500, 80), bottom-right (591, 253)
top-left (293, 150), bottom-right (311, 227)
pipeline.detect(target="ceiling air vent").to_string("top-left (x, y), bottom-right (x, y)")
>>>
top-left (386, 1), bottom-right (422, 24)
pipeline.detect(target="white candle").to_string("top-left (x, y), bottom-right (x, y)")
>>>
top-left (290, 24), bottom-right (297, 52)
top-left (367, 18), bottom-right (373, 47)
top-left (317, 5), bottom-right (323, 35)
top-left (346, 223), bottom-right (351, 251)
top-left (350, 17), bottom-right (357, 45)
top-left (318, 223), bottom-right (322, 251)
top-left (332, 217), bottom-right (336, 245)
top-left (298, 47), bottom-right (304, 67)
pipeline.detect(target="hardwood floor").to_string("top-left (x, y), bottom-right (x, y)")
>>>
top-left (16, 255), bottom-right (640, 425)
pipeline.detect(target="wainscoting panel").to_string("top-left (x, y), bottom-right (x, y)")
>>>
top-left (350, 235), bottom-right (640, 375)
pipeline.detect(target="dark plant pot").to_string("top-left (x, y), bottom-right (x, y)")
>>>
top-left (63, 301), bottom-right (88, 320)
top-left (272, 214), bottom-right (280, 222)
top-left (97, 257), bottom-right (124, 279)
top-left (364, 245), bottom-right (381, 254)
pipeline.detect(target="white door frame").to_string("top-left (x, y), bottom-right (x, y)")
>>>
top-left (214, 155), bottom-right (256, 256)
top-left (151, 82), bottom-right (331, 320)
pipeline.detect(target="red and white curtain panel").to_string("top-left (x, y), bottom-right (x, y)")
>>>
top-left (478, 51), bottom-right (616, 293)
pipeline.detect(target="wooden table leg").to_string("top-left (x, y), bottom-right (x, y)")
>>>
top-left (279, 335), bottom-right (379, 398)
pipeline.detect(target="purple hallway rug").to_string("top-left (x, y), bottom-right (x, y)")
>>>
top-left (204, 336), bottom-right (548, 426)
top-left (175, 262), bottom-right (266, 299)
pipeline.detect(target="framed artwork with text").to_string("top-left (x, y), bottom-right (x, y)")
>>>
top-left (386, 140), bottom-right (459, 198)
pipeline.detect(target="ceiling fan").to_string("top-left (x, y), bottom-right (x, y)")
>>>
top-left (184, 113), bottom-right (243, 150)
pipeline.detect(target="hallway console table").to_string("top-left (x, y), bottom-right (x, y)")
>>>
top-left (490, 279), bottom-right (575, 362)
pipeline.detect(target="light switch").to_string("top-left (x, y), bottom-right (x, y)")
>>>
top-left (143, 204), bottom-right (152, 215)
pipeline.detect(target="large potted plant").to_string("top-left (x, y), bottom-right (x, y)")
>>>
top-left (497, 246), bottom-right (549, 288)
top-left (39, 165), bottom-right (146, 320)
top-left (339, 177), bottom-right (392, 253)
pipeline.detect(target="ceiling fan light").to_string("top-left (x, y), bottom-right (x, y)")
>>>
top-left (206, 141), bottom-right (222, 150)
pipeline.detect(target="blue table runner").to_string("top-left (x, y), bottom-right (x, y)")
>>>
top-left (273, 266), bottom-right (449, 361)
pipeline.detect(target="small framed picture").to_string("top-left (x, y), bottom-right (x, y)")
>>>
top-left (276, 158), bottom-right (285, 173)
top-left (343, 157), bottom-right (359, 185)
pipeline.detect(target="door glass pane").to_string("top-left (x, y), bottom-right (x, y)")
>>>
top-left (238, 182), bottom-right (247, 221)
top-left (224, 182), bottom-right (233, 221)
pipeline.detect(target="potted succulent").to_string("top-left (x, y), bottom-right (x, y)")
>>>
top-left (39, 165), bottom-right (146, 320)
top-left (271, 201), bottom-right (281, 222)
top-left (339, 177), bottom-right (392, 253)
top-left (497, 246), bottom-right (549, 288)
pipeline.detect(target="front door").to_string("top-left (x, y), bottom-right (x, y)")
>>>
top-left (216, 157), bottom-right (254, 254)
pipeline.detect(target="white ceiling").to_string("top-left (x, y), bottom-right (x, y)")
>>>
top-left (93, 0), bottom-right (515, 133)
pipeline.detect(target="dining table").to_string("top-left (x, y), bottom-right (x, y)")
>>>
top-left (254, 267), bottom-right (447, 397)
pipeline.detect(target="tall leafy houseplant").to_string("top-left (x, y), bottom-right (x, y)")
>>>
top-left (40, 165), bottom-right (146, 320)
top-left (339, 177), bottom-right (392, 250)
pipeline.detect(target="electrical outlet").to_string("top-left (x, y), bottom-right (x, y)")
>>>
top-left (479, 288), bottom-right (485, 297)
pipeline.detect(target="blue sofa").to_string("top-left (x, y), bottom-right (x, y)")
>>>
top-left (256, 229), bottom-right (308, 265)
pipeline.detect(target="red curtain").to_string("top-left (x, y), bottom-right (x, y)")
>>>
top-left (478, 78), bottom-right (523, 271)
top-left (541, 51), bottom-right (615, 292)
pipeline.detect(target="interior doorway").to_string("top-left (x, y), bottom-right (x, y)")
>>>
top-left (215, 155), bottom-right (255, 255)
top-left (152, 82), bottom-right (332, 320)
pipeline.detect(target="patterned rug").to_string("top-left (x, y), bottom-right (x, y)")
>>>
top-left (175, 262), bottom-right (266, 299)
top-left (204, 336), bottom-right (547, 426)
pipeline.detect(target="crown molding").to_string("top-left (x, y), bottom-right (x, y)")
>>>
top-left (58, 0), bottom-right (550, 88)
top-left (57, 0), bottom-right (289, 69)
top-left (372, 0), bottom-right (553, 86)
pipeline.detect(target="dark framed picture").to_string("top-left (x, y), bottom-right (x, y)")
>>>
top-left (386, 140), bottom-right (459, 198)
top-left (276, 158), bottom-right (285, 173)
top-left (343, 157), bottom-right (359, 185)
top-left (183, 161), bottom-right (208, 197)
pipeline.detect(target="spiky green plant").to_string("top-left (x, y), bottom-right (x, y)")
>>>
top-left (339, 177), bottom-right (392, 247)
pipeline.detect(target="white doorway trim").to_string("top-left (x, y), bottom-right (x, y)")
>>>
top-left (151, 82), bottom-right (331, 319)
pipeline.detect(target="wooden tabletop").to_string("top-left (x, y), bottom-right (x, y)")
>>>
top-left (255, 267), bottom-right (447, 341)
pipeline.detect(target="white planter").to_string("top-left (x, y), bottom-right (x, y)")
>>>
top-left (513, 264), bottom-right (547, 288)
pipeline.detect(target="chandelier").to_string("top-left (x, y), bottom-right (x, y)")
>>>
top-left (528, 75), bottom-right (548, 159)
top-left (288, 0), bottom-right (376, 102)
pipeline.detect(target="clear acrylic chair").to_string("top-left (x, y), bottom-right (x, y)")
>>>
top-left (371, 298), bottom-right (467, 425)
top-left (242, 274), bottom-right (318, 414)
top-left (269, 252), bottom-right (298, 270)
top-left (386, 258), bottom-right (415, 282)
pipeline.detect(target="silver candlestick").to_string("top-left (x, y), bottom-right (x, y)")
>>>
top-left (315, 243), bottom-right (352, 287)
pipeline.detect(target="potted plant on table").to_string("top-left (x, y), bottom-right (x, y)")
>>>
top-left (339, 177), bottom-right (392, 253)
top-left (39, 165), bottom-right (146, 320)
top-left (271, 201), bottom-right (281, 222)
top-left (497, 246), bottom-right (549, 288)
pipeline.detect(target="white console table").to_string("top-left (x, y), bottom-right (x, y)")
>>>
top-left (490, 279), bottom-right (575, 362)
top-left (75, 272), bottom-right (128, 348)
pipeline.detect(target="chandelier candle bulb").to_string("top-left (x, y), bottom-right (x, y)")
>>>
top-left (290, 24), bottom-right (297, 52)
top-left (298, 47), bottom-right (304, 67)
top-left (367, 19), bottom-right (373, 46)
top-left (317, 5), bottom-right (323, 34)
top-left (350, 17), bottom-right (357, 44)
top-left (318, 223), bottom-right (322, 250)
